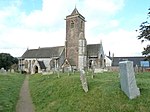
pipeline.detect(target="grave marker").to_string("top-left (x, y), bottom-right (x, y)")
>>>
top-left (80, 70), bottom-right (88, 92)
top-left (119, 61), bottom-right (140, 99)
top-left (0, 68), bottom-right (7, 74)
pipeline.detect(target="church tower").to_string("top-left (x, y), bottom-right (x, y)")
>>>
top-left (65, 8), bottom-right (86, 68)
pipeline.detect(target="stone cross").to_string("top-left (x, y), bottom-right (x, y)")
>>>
top-left (80, 70), bottom-right (88, 92)
top-left (119, 61), bottom-right (140, 99)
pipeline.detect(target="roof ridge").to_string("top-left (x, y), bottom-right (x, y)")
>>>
top-left (87, 43), bottom-right (100, 45)
top-left (27, 46), bottom-right (64, 50)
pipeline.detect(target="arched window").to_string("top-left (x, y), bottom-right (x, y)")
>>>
top-left (71, 21), bottom-right (74, 28)
top-left (100, 54), bottom-right (103, 67)
top-left (25, 60), bottom-right (28, 68)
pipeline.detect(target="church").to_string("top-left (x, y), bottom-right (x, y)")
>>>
top-left (18, 8), bottom-right (105, 74)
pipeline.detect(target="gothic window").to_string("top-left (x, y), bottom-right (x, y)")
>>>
top-left (25, 60), bottom-right (28, 68)
top-left (50, 60), bottom-right (55, 68)
top-left (89, 60), bottom-right (92, 68)
top-left (32, 60), bottom-right (35, 65)
top-left (71, 21), bottom-right (74, 28)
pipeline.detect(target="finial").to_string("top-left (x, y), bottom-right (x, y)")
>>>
top-left (100, 40), bottom-right (102, 44)
top-left (109, 51), bottom-right (111, 57)
top-left (75, 3), bottom-right (77, 9)
top-left (27, 47), bottom-right (29, 50)
top-left (112, 53), bottom-right (114, 57)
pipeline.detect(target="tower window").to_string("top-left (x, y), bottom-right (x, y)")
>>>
top-left (71, 21), bottom-right (74, 28)
top-left (81, 21), bottom-right (83, 29)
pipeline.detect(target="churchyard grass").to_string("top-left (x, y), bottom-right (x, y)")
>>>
top-left (29, 72), bottom-right (150, 112)
top-left (0, 73), bottom-right (25, 112)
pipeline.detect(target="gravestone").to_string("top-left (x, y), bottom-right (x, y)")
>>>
top-left (119, 61), bottom-right (140, 99)
top-left (134, 64), bottom-right (139, 73)
top-left (80, 70), bottom-right (88, 92)
top-left (11, 69), bottom-right (14, 73)
top-left (91, 61), bottom-right (95, 79)
top-left (0, 68), bottom-right (7, 74)
top-left (94, 68), bottom-right (103, 73)
top-left (56, 68), bottom-right (60, 78)
top-left (91, 67), bottom-right (94, 79)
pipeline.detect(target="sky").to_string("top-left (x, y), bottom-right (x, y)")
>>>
top-left (0, 0), bottom-right (149, 57)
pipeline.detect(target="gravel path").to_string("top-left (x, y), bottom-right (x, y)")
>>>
top-left (16, 75), bottom-right (35, 112)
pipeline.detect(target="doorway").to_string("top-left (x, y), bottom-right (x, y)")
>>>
top-left (34, 66), bottom-right (38, 73)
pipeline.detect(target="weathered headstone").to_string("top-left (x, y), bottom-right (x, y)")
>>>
top-left (80, 70), bottom-right (88, 92)
top-left (11, 69), bottom-right (14, 73)
top-left (134, 64), bottom-right (139, 73)
top-left (91, 68), bottom-right (94, 79)
top-left (94, 68), bottom-right (103, 73)
top-left (91, 62), bottom-right (95, 79)
top-left (56, 68), bottom-right (60, 78)
top-left (119, 61), bottom-right (140, 99)
top-left (0, 68), bottom-right (7, 74)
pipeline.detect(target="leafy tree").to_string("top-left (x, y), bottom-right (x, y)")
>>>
top-left (0, 53), bottom-right (18, 70)
top-left (137, 8), bottom-right (150, 60)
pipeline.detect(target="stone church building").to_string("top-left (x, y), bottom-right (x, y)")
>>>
top-left (18, 8), bottom-right (105, 74)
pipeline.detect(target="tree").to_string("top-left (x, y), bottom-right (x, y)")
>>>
top-left (137, 8), bottom-right (150, 60)
top-left (0, 53), bottom-right (18, 71)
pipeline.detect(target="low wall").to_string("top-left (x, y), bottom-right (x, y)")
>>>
top-left (106, 66), bottom-right (149, 73)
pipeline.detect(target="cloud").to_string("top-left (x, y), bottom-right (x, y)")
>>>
top-left (21, 0), bottom-right (79, 28)
top-left (83, 0), bottom-right (124, 15)
top-left (98, 29), bottom-right (144, 56)
top-left (0, 0), bottom-right (145, 58)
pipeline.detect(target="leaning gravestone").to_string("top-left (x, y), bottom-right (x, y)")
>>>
top-left (119, 61), bottom-right (140, 99)
top-left (80, 70), bottom-right (88, 92)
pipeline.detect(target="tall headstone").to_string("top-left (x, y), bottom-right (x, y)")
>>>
top-left (56, 68), bottom-right (60, 78)
top-left (80, 70), bottom-right (88, 92)
top-left (119, 61), bottom-right (140, 99)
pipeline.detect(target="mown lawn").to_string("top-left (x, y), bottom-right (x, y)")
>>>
top-left (29, 72), bottom-right (150, 112)
top-left (0, 73), bottom-right (25, 112)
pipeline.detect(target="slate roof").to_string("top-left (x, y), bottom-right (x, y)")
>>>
top-left (68, 58), bottom-right (76, 66)
top-left (71, 7), bottom-right (80, 15)
top-left (22, 44), bottom-right (102, 61)
top-left (66, 7), bottom-right (85, 21)
top-left (22, 46), bottom-right (64, 58)
top-left (106, 56), bottom-right (113, 60)
top-left (38, 61), bottom-right (46, 69)
top-left (112, 56), bottom-right (146, 67)
top-left (87, 44), bottom-right (101, 57)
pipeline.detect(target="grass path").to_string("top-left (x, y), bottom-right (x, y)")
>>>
top-left (16, 75), bottom-right (35, 112)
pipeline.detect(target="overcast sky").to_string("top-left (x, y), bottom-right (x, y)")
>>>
top-left (0, 0), bottom-right (149, 57)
